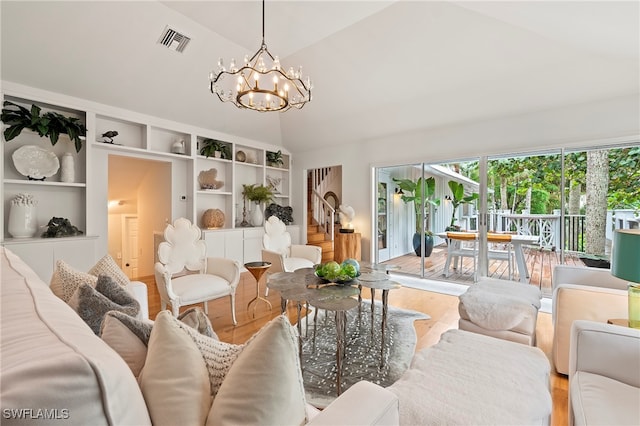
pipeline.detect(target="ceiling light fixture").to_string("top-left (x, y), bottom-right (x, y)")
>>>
top-left (209, 0), bottom-right (312, 112)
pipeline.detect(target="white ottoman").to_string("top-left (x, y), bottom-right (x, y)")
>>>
top-left (389, 329), bottom-right (552, 425)
top-left (458, 278), bottom-right (541, 345)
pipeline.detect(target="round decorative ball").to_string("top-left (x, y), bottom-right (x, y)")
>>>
top-left (202, 208), bottom-right (225, 229)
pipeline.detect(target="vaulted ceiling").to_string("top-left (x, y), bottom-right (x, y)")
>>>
top-left (2, 1), bottom-right (638, 154)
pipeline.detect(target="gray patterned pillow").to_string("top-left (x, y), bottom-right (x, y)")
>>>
top-left (68, 274), bottom-right (140, 334)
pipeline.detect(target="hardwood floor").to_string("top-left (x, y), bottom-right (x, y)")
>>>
top-left (140, 272), bottom-right (568, 425)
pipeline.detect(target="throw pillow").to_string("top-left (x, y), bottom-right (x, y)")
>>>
top-left (50, 256), bottom-right (129, 303)
top-left (207, 315), bottom-right (307, 426)
top-left (175, 316), bottom-right (243, 398)
top-left (50, 260), bottom-right (97, 302)
top-left (68, 275), bottom-right (140, 334)
top-left (89, 254), bottom-right (130, 287)
top-left (179, 306), bottom-right (219, 340)
top-left (100, 310), bottom-right (153, 377)
top-left (100, 307), bottom-right (217, 377)
top-left (139, 311), bottom-right (212, 426)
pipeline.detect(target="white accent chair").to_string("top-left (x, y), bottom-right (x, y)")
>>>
top-left (262, 216), bottom-right (322, 273)
top-left (154, 218), bottom-right (241, 324)
top-left (262, 216), bottom-right (322, 296)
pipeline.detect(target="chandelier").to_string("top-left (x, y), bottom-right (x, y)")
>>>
top-left (209, 0), bottom-right (312, 112)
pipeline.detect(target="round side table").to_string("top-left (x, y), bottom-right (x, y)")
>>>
top-left (245, 261), bottom-right (272, 318)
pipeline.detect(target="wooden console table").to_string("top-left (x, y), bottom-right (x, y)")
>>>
top-left (334, 232), bottom-right (361, 263)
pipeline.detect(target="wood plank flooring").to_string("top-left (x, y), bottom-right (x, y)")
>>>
top-left (139, 272), bottom-right (568, 426)
top-left (382, 243), bottom-right (582, 297)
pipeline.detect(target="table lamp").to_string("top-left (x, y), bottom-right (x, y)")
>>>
top-left (611, 229), bottom-right (640, 329)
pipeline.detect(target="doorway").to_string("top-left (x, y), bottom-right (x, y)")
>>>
top-left (108, 155), bottom-right (171, 279)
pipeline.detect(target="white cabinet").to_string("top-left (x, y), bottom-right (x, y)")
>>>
top-left (243, 228), bottom-right (264, 264)
top-left (4, 236), bottom-right (97, 282)
top-left (203, 229), bottom-right (243, 265)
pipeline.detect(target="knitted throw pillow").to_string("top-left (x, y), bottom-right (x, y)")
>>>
top-left (50, 260), bottom-right (97, 302)
top-left (89, 254), bottom-right (130, 287)
top-left (68, 275), bottom-right (140, 334)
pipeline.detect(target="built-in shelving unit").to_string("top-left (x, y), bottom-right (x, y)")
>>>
top-left (1, 86), bottom-right (294, 260)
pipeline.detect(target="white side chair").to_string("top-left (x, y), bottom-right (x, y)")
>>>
top-left (154, 218), bottom-right (241, 324)
top-left (262, 216), bottom-right (322, 295)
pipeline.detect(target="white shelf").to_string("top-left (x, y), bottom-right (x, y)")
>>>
top-left (92, 141), bottom-right (193, 160)
top-left (197, 190), bottom-right (232, 196)
top-left (236, 161), bottom-right (262, 168)
top-left (4, 179), bottom-right (86, 188)
top-left (3, 235), bottom-right (98, 245)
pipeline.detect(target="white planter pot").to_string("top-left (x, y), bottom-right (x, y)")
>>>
top-left (8, 203), bottom-right (37, 238)
top-left (250, 202), bottom-right (264, 226)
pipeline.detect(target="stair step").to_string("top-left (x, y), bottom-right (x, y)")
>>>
top-left (309, 240), bottom-right (334, 251)
top-left (307, 233), bottom-right (326, 243)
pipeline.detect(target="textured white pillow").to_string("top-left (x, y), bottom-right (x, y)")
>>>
top-left (50, 260), bottom-right (97, 302)
top-left (89, 254), bottom-right (130, 287)
top-left (207, 315), bottom-right (307, 426)
top-left (139, 311), bottom-right (212, 426)
top-left (174, 316), bottom-right (243, 397)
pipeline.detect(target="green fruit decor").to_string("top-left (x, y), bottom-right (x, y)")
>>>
top-left (314, 259), bottom-right (360, 283)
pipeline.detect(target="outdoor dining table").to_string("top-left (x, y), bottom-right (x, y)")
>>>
top-left (436, 231), bottom-right (539, 283)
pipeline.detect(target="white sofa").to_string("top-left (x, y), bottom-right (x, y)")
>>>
top-left (0, 247), bottom-right (398, 425)
top-left (552, 264), bottom-right (628, 375)
top-left (569, 320), bottom-right (640, 425)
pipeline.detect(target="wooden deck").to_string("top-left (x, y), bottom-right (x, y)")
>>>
top-left (381, 243), bottom-right (583, 297)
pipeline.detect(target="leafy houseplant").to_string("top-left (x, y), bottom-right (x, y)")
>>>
top-left (393, 176), bottom-right (440, 257)
top-left (242, 184), bottom-right (274, 204)
top-left (1, 101), bottom-right (87, 153)
top-left (266, 150), bottom-right (284, 168)
top-left (200, 138), bottom-right (231, 159)
top-left (447, 180), bottom-right (479, 230)
top-left (242, 184), bottom-right (274, 226)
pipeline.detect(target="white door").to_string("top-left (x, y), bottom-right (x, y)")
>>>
top-left (122, 215), bottom-right (139, 279)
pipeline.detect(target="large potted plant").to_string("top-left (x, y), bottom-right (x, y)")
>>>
top-left (446, 180), bottom-right (479, 231)
top-left (1, 101), bottom-right (86, 153)
top-left (393, 176), bottom-right (440, 257)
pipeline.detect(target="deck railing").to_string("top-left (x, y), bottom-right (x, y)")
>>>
top-left (485, 210), bottom-right (638, 254)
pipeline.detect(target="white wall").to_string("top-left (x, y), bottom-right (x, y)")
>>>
top-left (292, 94), bottom-right (640, 261)
top-left (136, 161), bottom-right (172, 277)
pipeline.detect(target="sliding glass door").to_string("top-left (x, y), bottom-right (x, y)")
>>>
top-left (374, 143), bottom-right (639, 291)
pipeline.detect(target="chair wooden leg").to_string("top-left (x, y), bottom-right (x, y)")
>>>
top-left (230, 293), bottom-right (237, 326)
top-left (203, 302), bottom-right (209, 315)
top-left (171, 304), bottom-right (180, 317)
top-left (161, 301), bottom-right (167, 311)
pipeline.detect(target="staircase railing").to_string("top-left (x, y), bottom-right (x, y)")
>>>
top-left (311, 189), bottom-right (335, 242)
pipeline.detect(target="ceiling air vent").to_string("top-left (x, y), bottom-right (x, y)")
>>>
top-left (158, 26), bottom-right (191, 53)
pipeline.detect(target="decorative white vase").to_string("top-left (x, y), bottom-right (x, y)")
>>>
top-left (250, 202), bottom-right (263, 226)
top-left (60, 152), bottom-right (75, 183)
top-left (8, 197), bottom-right (37, 238)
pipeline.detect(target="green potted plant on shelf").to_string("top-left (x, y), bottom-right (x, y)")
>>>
top-left (242, 184), bottom-right (274, 226)
top-left (1, 101), bottom-right (87, 153)
top-left (392, 176), bottom-right (440, 257)
top-left (200, 138), bottom-right (231, 159)
top-left (266, 150), bottom-right (285, 168)
top-left (446, 180), bottom-right (479, 231)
